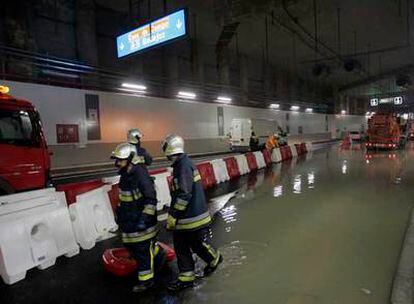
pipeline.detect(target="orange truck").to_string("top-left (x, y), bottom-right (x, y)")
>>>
top-left (366, 113), bottom-right (406, 150)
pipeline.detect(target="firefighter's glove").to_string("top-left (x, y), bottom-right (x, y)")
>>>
top-left (166, 215), bottom-right (177, 230)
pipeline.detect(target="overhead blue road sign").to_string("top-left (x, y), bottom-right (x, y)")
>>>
top-left (116, 9), bottom-right (187, 58)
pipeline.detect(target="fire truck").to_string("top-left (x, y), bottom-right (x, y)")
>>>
top-left (366, 113), bottom-right (407, 150)
top-left (0, 85), bottom-right (51, 195)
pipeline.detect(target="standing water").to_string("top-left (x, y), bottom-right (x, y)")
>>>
top-left (187, 144), bottom-right (414, 303)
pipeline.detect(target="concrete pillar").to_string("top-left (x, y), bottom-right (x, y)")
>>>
top-left (191, 39), bottom-right (204, 84)
top-left (76, 0), bottom-right (98, 65)
top-left (353, 99), bottom-right (358, 115)
top-left (263, 65), bottom-right (274, 96)
top-left (217, 46), bottom-right (230, 86)
top-left (240, 54), bottom-right (249, 93)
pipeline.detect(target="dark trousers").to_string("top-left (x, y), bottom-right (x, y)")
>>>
top-left (173, 228), bottom-right (219, 281)
top-left (125, 239), bottom-right (155, 282)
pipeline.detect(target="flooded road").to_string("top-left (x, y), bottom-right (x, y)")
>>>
top-left (191, 145), bottom-right (414, 303)
top-left (3, 144), bottom-right (414, 304)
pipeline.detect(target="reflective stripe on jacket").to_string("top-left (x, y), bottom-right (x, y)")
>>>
top-left (168, 154), bottom-right (211, 231)
top-left (117, 164), bottom-right (158, 240)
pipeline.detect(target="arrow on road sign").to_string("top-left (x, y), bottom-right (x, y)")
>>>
top-left (176, 19), bottom-right (183, 29)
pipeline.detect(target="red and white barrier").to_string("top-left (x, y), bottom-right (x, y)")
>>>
top-left (280, 146), bottom-right (293, 161)
top-left (271, 148), bottom-right (282, 163)
top-left (235, 154), bottom-right (250, 175)
top-left (196, 162), bottom-right (217, 189)
top-left (245, 152), bottom-right (258, 171)
top-left (152, 171), bottom-right (172, 210)
top-left (224, 157), bottom-right (241, 179)
top-left (262, 149), bottom-right (272, 166)
top-left (290, 145), bottom-right (298, 158)
top-left (210, 159), bottom-right (230, 183)
top-left (305, 142), bottom-right (313, 152)
top-left (0, 188), bottom-right (79, 285)
top-left (253, 151), bottom-right (266, 169)
top-left (102, 176), bottom-right (120, 211)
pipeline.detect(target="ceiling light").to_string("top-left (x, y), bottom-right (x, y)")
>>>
top-left (121, 83), bottom-right (147, 91)
top-left (290, 106), bottom-right (300, 111)
top-left (305, 108), bottom-right (313, 113)
top-left (269, 104), bottom-right (280, 109)
top-left (217, 96), bottom-right (232, 103)
top-left (178, 91), bottom-right (196, 99)
top-left (118, 88), bottom-right (146, 95)
top-left (341, 110), bottom-right (346, 115)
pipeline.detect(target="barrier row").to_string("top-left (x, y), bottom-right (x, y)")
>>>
top-left (1, 182), bottom-right (120, 284)
top-left (194, 142), bottom-right (312, 190)
top-left (0, 142), bottom-right (313, 285)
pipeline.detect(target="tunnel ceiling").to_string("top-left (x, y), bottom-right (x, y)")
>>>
top-left (94, 0), bottom-right (414, 98)
top-left (1, 0), bottom-right (413, 110)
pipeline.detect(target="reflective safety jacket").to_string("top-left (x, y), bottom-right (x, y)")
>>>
top-left (167, 154), bottom-right (212, 231)
top-left (117, 164), bottom-right (158, 243)
top-left (265, 135), bottom-right (279, 150)
top-left (131, 144), bottom-right (153, 166)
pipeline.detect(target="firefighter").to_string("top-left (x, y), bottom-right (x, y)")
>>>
top-left (111, 143), bottom-right (158, 293)
top-left (127, 128), bottom-right (153, 166)
top-left (161, 134), bottom-right (223, 291)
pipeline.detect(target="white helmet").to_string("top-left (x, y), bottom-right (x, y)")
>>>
top-left (127, 128), bottom-right (143, 144)
top-left (111, 143), bottom-right (135, 160)
top-left (162, 134), bottom-right (184, 156)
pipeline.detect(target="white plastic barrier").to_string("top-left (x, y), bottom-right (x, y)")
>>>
top-left (235, 154), bottom-right (250, 175)
top-left (210, 159), bottom-right (230, 183)
top-left (102, 175), bottom-right (120, 185)
top-left (290, 145), bottom-right (298, 158)
top-left (271, 148), bottom-right (282, 163)
top-left (305, 142), bottom-right (313, 152)
top-left (152, 171), bottom-right (172, 210)
top-left (253, 151), bottom-right (266, 169)
top-left (69, 185), bottom-right (118, 250)
top-left (0, 188), bottom-right (79, 285)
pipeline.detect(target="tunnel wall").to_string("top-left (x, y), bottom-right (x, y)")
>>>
top-left (2, 80), bottom-right (366, 168)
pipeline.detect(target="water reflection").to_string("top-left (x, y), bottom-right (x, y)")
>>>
top-left (273, 185), bottom-right (283, 197)
top-left (308, 172), bottom-right (315, 189)
top-left (293, 175), bottom-right (302, 194)
top-left (218, 204), bottom-right (238, 233)
top-left (342, 160), bottom-right (348, 174)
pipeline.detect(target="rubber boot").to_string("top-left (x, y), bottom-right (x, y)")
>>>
top-left (203, 254), bottom-right (223, 277)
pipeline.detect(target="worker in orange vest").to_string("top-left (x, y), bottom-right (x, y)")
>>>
top-left (265, 134), bottom-right (279, 150)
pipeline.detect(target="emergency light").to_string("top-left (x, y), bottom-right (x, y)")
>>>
top-left (0, 85), bottom-right (10, 94)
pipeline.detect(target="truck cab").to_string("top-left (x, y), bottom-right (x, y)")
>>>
top-left (366, 113), bottom-right (401, 150)
top-left (0, 85), bottom-right (51, 195)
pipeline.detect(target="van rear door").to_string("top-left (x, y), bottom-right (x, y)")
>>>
top-left (0, 107), bottom-right (46, 193)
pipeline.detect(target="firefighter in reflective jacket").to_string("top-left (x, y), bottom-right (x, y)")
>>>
top-left (111, 143), bottom-right (158, 293)
top-left (127, 128), bottom-right (153, 166)
top-left (162, 134), bottom-right (223, 291)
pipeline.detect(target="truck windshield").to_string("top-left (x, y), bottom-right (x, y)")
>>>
top-left (0, 109), bottom-right (40, 147)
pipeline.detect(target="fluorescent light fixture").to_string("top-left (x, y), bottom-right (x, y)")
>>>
top-left (217, 96), bottom-right (232, 103)
top-left (290, 106), bottom-right (300, 111)
top-left (341, 110), bottom-right (346, 115)
top-left (178, 91), bottom-right (196, 99)
top-left (118, 88), bottom-right (146, 95)
top-left (269, 103), bottom-right (280, 109)
top-left (305, 108), bottom-right (313, 113)
top-left (121, 83), bottom-right (147, 91)
top-left (42, 69), bottom-right (80, 79)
